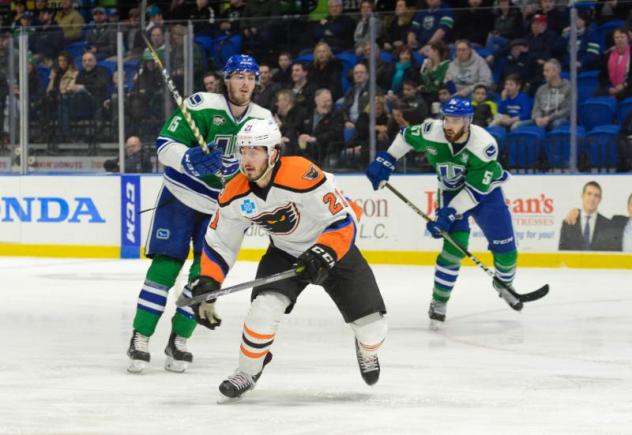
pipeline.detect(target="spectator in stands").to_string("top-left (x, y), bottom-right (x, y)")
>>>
top-left (72, 51), bottom-right (110, 127)
top-left (11, 1), bottom-right (28, 30)
top-left (454, 0), bottom-right (495, 48)
top-left (312, 0), bottom-right (355, 52)
top-left (31, 8), bottom-right (64, 66)
top-left (352, 94), bottom-right (391, 165)
top-left (418, 40), bottom-right (449, 105)
top-left (254, 63), bottom-right (281, 111)
top-left (561, 8), bottom-right (601, 72)
top-left (525, 14), bottom-right (563, 71)
top-left (169, 0), bottom-right (190, 20)
top-left (298, 88), bottom-right (345, 163)
top-left (526, 58), bottom-right (571, 130)
top-left (595, 0), bottom-right (628, 25)
top-left (107, 8), bottom-right (119, 24)
top-left (389, 45), bottom-right (419, 94)
top-left (471, 84), bottom-right (497, 127)
top-left (309, 41), bottom-right (343, 101)
top-left (445, 39), bottom-right (493, 97)
top-left (485, 0), bottom-right (524, 64)
top-left (383, 0), bottom-right (414, 52)
top-left (168, 24), bottom-right (205, 94)
top-left (275, 88), bottom-right (307, 153)
top-left (388, 79), bottom-right (428, 135)
top-left (86, 7), bottom-right (117, 60)
top-left (496, 38), bottom-right (537, 92)
top-left (104, 135), bottom-right (153, 173)
top-left (243, 0), bottom-right (281, 57)
top-left (188, 0), bottom-right (220, 36)
top-left (429, 84), bottom-right (452, 118)
top-left (128, 49), bottom-right (165, 138)
top-left (409, 0), bottom-right (454, 54)
top-left (535, 0), bottom-right (568, 34)
top-left (56, 0), bottom-right (85, 43)
top-left (288, 62), bottom-right (317, 110)
top-left (357, 41), bottom-right (394, 91)
top-left (600, 28), bottom-right (632, 100)
top-left (202, 71), bottom-right (222, 93)
top-left (124, 8), bottom-right (145, 59)
top-left (272, 51), bottom-right (292, 87)
top-left (491, 74), bottom-right (532, 130)
top-left (45, 51), bottom-right (78, 141)
top-left (341, 62), bottom-right (383, 128)
top-left (145, 5), bottom-right (164, 33)
top-left (354, 0), bottom-right (383, 55)
top-left (148, 26), bottom-right (165, 59)
top-left (218, 0), bottom-right (246, 37)
top-left (15, 9), bottom-right (34, 30)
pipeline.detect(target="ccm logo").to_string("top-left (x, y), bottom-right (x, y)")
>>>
top-left (125, 182), bottom-right (136, 243)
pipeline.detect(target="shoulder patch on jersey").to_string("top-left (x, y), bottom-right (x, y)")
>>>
top-left (273, 156), bottom-right (326, 192)
top-left (188, 93), bottom-right (203, 107)
top-left (484, 144), bottom-right (497, 158)
top-left (422, 120), bottom-right (433, 134)
top-left (212, 115), bottom-right (225, 126)
top-left (218, 173), bottom-right (251, 207)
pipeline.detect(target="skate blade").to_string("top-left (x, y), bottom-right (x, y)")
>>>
top-left (127, 359), bottom-right (147, 374)
top-left (164, 357), bottom-right (188, 373)
top-left (429, 319), bottom-right (444, 331)
top-left (217, 393), bottom-right (247, 405)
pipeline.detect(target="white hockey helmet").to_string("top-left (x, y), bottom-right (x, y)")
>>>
top-left (236, 118), bottom-right (282, 154)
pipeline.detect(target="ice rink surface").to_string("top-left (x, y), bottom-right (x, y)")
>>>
top-left (1, 257), bottom-right (631, 435)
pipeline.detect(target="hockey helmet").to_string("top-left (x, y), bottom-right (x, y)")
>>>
top-left (441, 96), bottom-right (474, 118)
top-left (236, 118), bottom-right (282, 153)
top-left (223, 54), bottom-right (260, 81)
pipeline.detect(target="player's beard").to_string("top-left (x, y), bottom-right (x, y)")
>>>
top-left (242, 160), bottom-right (269, 182)
top-left (227, 82), bottom-right (253, 107)
top-left (443, 125), bottom-right (467, 143)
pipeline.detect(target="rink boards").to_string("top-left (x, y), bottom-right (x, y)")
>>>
top-left (0, 173), bottom-right (630, 268)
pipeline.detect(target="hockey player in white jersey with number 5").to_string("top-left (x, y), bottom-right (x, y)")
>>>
top-left (188, 118), bottom-right (388, 400)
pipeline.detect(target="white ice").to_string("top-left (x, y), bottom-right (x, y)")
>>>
top-left (1, 258), bottom-right (631, 435)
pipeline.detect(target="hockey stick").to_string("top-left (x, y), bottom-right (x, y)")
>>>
top-left (175, 266), bottom-right (305, 307)
top-left (140, 0), bottom-right (208, 153)
top-left (383, 182), bottom-right (549, 309)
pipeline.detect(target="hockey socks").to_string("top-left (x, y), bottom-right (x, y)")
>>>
top-left (432, 231), bottom-right (469, 303)
top-left (493, 250), bottom-right (518, 287)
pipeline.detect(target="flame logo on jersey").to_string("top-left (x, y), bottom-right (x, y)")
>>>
top-left (250, 202), bottom-right (300, 235)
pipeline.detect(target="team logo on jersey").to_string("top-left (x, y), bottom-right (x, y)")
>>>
top-left (250, 203), bottom-right (300, 235)
top-left (156, 228), bottom-right (170, 240)
top-left (213, 115), bottom-right (225, 126)
top-left (437, 163), bottom-right (466, 189)
top-left (303, 165), bottom-right (320, 181)
top-left (484, 144), bottom-right (496, 158)
top-left (240, 199), bottom-right (257, 215)
top-left (426, 146), bottom-right (437, 156)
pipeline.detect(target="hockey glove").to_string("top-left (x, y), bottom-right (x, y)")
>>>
top-left (220, 153), bottom-right (240, 178)
top-left (295, 244), bottom-right (336, 285)
top-left (366, 151), bottom-right (397, 191)
top-left (189, 276), bottom-right (222, 330)
top-left (426, 207), bottom-right (457, 239)
top-left (181, 145), bottom-right (224, 177)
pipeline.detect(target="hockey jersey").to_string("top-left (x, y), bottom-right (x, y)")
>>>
top-left (155, 92), bottom-right (274, 214)
top-left (388, 119), bottom-right (509, 214)
top-left (200, 157), bottom-right (359, 283)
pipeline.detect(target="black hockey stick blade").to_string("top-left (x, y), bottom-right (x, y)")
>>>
top-left (176, 267), bottom-right (304, 307)
top-left (516, 284), bottom-right (549, 303)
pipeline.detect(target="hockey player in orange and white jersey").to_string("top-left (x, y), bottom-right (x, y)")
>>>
top-left (186, 118), bottom-right (388, 400)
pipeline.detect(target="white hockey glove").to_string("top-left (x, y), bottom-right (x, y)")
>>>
top-left (189, 276), bottom-right (222, 330)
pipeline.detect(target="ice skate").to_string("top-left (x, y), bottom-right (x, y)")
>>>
top-left (355, 339), bottom-right (380, 386)
top-left (428, 300), bottom-right (447, 330)
top-left (493, 279), bottom-right (523, 311)
top-left (164, 331), bottom-right (193, 373)
top-left (127, 330), bottom-right (150, 374)
top-left (218, 352), bottom-right (273, 403)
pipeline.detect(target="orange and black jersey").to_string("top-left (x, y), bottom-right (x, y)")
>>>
top-left (201, 156), bottom-right (360, 283)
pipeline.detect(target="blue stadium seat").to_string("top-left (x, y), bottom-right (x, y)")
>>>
top-left (335, 51), bottom-right (358, 95)
top-left (294, 53), bottom-right (314, 63)
top-left (123, 59), bottom-right (140, 92)
top-left (598, 19), bottom-right (626, 49)
top-left (579, 97), bottom-right (616, 130)
top-left (544, 126), bottom-right (585, 169)
top-left (616, 97), bottom-right (632, 124)
top-left (577, 70), bottom-right (600, 103)
top-left (64, 41), bottom-right (86, 61)
top-left (486, 126), bottom-right (506, 143)
top-left (584, 125), bottom-right (620, 170)
top-left (193, 36), bottom-right (213, 55)
top-left (505, 127), bottom-right (546, 170)
top-left (37, 65), bottom-right (50, 90)
top-left (211, 35), bottom-right (242, 67)
top-left (97, 60), bottom-right (117, 76)
top-left (343, 127), bottom-right (355, 143)
top-left (379, 51), bottom-right (394, 63)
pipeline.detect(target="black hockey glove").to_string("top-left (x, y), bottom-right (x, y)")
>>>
top-left (188, 276), bottom-right (222, 330)
top-left (296, 244), bottom-right (337, 285)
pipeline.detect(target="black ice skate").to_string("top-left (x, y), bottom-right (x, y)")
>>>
top-left (428, 300), bottom-right (447, 330)
top-left (164, 331), bottom-right (193, 373)
top-left (219, 352), bottom-right (273, 401)
top-left (127, 330), bottom-right (150, 374)
top-left (355, 339), bottom-right (380, 386)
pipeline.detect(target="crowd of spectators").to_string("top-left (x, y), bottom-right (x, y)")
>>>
top-left (1, 0), bottom-right (632, 172)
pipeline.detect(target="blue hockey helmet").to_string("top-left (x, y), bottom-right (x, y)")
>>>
top-left (224, 54), bottom-right (260, 81)
top-left (441, 96), bottom-right (474, 118)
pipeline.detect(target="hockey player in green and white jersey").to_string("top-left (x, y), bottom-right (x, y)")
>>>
top-left (127, 55), bottom-right (275, 373)
top-left (366, 97), bottom-right (518, 328)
